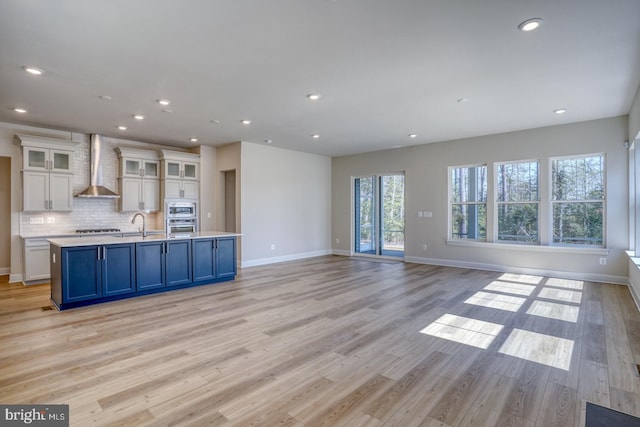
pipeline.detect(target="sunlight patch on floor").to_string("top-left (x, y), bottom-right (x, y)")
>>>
top-left (526, 300), bottom-right (579, 323)
top-left (538, 287), bottom-right (583, 304)
top-left (545, 278), bottom-right (584, 290)
top-left (464, 291), bottom-right (527, 312)
top-left (483, 281), bottom-right (536, 296)
top-left (419, 314), bottom-right (503, 349)
top-left (498, 328), bottom-right (574, 370)
top-left (498, 273), bottom-right (544, 285)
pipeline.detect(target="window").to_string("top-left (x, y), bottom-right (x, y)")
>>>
top-left (450, 165), bottom-right (487, 240)
top-left (552, 155), bottom-right (605, 246)
top-left (448, 153), bottom-right (606, 248)
top-left (497, 161), bottom-right (539, 243)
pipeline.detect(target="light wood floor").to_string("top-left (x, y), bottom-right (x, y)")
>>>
top-left (1, 256), bottom-right (640, 426)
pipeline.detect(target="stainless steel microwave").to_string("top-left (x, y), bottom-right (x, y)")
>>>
top-left (166, 201), bottom-right (196, 218)
top-left (166, 218), bottom-right (197, 234)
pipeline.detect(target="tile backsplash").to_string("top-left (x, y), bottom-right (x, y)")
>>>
top-left (21, 136), bottom-right (161, 236)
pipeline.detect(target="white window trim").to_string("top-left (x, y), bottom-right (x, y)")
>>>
top-left (448, 163), bottom-right (488, 241)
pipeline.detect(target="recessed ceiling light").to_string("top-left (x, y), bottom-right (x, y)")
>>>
top-left (189, 138), bottom-right (198, 142)
top-left (133, 114), bottom-right (145, 120)
top-left (13, 107), bottom-right (27, 113)
top-left (23, 66), bottom-right (44, 76)
top-left (518, 18), bottom-right (543, 32)
top-left (264, 139), bottom-right (273, 144)
top-left (409, 134), bottom-right (417, 138)
top-left (99, 95), bottom-right (112, 101)
top-left (311, 134), bottom-right (320, 139)
top-left (117, 125), bottom-right (127, 130)
top-left (157, 99), bottom-right (171, 106)
top-left (162, 108), bottom-right (173, 113)
top-left (554, 108), bottom-right (567, 114)
top-left (307, 93), bottom-right (321, 101)
top-left (457, 97), bottom-right (469, 103)
top-left (210, 119), bottom-right (221, 124)
top-left (241, 119), bottom-right (252, 125)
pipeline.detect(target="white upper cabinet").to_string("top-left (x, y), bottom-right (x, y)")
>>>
top-left (115, 147), bottom-right (161, 212)
top-left (18, 134), bottom-right (77, 212)
top-left (160, 150), bottom-right (200, 200)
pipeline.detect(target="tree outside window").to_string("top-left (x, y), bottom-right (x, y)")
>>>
top-left (450, 165), bottom-right (487, 240)
top-left (497, 161), bottom-right (539, 243)
top-left (552, 155), bottom-right (605, 246)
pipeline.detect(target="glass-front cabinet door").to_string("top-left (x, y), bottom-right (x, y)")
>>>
top-left (143, 160), bottom-right (159, 178)
top-left (24, 148), bottom-right (72, 172)
top-left (124, 159), bottom-right (142, 177)
top-left (183, 162), bottom-right (197, 180)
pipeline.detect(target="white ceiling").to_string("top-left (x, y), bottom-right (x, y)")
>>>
top-left (1, 0), bottom-right (639, 157)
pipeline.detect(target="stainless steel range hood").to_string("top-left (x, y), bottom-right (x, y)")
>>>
top-left (75, 134), bottom-right (120, 198)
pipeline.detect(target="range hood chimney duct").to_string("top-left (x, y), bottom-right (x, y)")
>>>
top-left (75, 134), bottom-right (120, 198)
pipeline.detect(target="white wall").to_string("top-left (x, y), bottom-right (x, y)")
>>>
top-left (333, 116), bottom-right (629, 283)
top-left (0, 157), bottom-right (11, 273)
top-left (196, 145), bottom-right (217, 231)
top-left (240, 142), bottom-right (332, 266)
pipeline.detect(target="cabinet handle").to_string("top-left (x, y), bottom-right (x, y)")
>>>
top-left (166, 242), bottom-right (169, 254)
top-left (103, 247), bottom-right (107, 261)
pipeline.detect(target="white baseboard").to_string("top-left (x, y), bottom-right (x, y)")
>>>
top-left (9, 273), bottom-right (23, 284)
top-left (332, 249), bottom-right (351, 256)
top-left (240, 250), bottom-right (332, 268)
top-left (404, 255), bottom-right (628, 285)
top-left (0, 267), bottom-right (9, 275)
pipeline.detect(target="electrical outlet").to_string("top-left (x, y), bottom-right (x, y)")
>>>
top-left (270, 243), bottom-right (276, 250)
top-left (336, 237), bottom-right (340, 244)
top-left (599, 257), bottom-right (607, 265)
top-left (423, 244), bottom-right (428, 251)
top-left (29, 216), bottom-right (44, 225)
top-left (46, 216), bottom-right (55, 224)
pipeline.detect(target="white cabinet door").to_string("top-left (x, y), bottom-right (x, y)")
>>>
top-left (24, 240), bottom-right (51, 281)
top-left (121, 178), bottom-right (143, 211)
top-left (49, 173), bottom-right (73, 211)
top-left (182, 162), bottom-right (198, 180)
top-left (23, 172), bottom-right (49, 211)
top-left (142, 179), bottom-right (160, 211)
top-left (182, 181), bottom-right (198, 198)
top-left (164, 179), bottom-right (182, 198)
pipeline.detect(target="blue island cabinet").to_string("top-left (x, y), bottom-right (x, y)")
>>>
top-left (51, 243), bottom-right (136, 308)
top-left (192, 237), bottom-right (236, 282)
top-left (136, 239), bottom-right (192, 290)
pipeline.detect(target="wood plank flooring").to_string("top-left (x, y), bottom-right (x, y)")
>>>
top-left (1, 256), bottom-right (640, 426)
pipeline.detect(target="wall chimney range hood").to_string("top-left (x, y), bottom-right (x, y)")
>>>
top-left (75, 134), bottom-right (120, 198)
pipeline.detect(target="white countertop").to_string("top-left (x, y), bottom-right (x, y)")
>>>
top-left (48, 231), bottom-right (241, 247)
top-left (22, 230), bottom-right (166, 239)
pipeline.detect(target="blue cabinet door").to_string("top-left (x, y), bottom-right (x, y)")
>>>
top-left (192, 238), bottom-right (215, 282)
top-left (103, 244), bottom-right (136, 296)
top-left (166, 239), bottom-right (192, 286)
top-left (216, 237), bottom-right (237, 279)
top-left (136, 241), bottom-right (165, 290)
top-left (63, 246), bottom-right (101, 303)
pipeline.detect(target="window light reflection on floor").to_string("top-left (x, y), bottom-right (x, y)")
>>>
top-left (419, 314), bottom-right (503, 349)
top-left (497, 273), bottom-right (544, 285)
top-left (498, 328), bottom-right (574, 370)
top-left (545, 278), bottom-right (584, 290)
top-left (483, 281), bottom-right (536, 296)
top-left (526, 300), bottom-right (579, 323)
top-left (464, 291), bottom-right (527, 312)
top-left (538, 287), bottom-right (583, 304)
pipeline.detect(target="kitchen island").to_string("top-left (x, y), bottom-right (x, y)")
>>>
top-left (48, 232), bottom-right (239, 310)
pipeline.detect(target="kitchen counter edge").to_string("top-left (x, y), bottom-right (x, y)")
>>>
top-left (48, 232), bottom-right (242, 247)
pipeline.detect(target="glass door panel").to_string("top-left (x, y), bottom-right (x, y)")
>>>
top-left (354, 177), bottom-right (376, 255)
top-left (381, 174), bottom-right (405, 257)
top-left (354, 174), bottom-right (404, 257)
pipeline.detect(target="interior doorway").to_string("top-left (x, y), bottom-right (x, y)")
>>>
top-left (222, 170), bottom-right (236, 232)
top-left (0, 157), bottom-right (10, 275)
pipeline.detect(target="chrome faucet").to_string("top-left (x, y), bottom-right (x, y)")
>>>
top-left (131, 212), bottom-right (147, 238)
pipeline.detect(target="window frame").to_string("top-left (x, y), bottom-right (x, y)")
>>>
top-left (448, 163), bottom-right (488, 241)
top-left (550, 153), bottom-right (606, 248)
top-left (495, 159), bottom-right (540, 245)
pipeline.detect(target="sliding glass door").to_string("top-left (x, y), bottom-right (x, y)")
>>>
top-left (354, 174), bottom-right (405, 257)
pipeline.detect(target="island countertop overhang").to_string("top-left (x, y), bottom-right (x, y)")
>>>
top-left (48, 231), bottom-right (242, 247)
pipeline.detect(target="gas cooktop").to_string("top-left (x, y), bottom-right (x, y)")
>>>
top-left (75, 228), bottom-right (121, 234)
